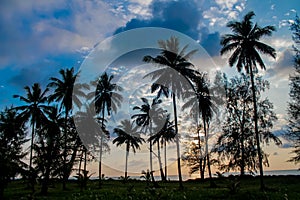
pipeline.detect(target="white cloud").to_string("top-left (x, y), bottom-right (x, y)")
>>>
top-left (203, 0), bottom-right (246, 28)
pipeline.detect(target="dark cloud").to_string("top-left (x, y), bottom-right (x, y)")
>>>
top-left (114, 0), bottom-right (221, 57)
top-left (266, 49), bottom-right (295, 79)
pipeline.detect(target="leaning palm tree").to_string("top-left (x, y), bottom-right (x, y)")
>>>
top-left (48, 67), bottom-right (86, 190)
top-left (13, 83), bottom-right (50, 191)
top-left (143, 36), bottom-right (199, 188)
top-left (113, 119), bottom-right (145, 179)
top-left (220, 11), bottom-right (276, 190)
top-left (91, 72), bottom-right (123, 187)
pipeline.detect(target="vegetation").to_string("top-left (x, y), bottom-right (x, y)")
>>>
top-left (287, 15), bottom-right (300, 164)
top-left (3, 176), bottom-right (300, 200)
top-left (220, 11), bottom-right (277, 190)
top-left (1, 11), bottom-right (299, 199)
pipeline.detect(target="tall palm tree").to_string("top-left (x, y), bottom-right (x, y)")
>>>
top-left (13, 83), bottom-right (49, 192)
top-left (13, 83), bottom-right (49, 174)
top-left (91, 72), bottom-right (123, 187)
top-left (143, 36), bottom-right (198, 188)
top-left (220, 11), bottom-right (276, 190)
top-left (113, 119), bottom-right (145, 179)
top-left (131, 97), bottom-right (163, 179)
top-left (48, 67), bottom-right (85, 190)
top-left (183, 74), bottom-right (216, 185)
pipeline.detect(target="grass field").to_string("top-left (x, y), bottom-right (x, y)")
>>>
top-left (3, 176), bottom-right (300, 200)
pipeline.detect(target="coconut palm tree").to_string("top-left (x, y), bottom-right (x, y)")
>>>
top-left (220, 11), bottom-right (276, 190)
top-left (131, 97), bottom-right (163, 180)
top-left (143, 37), bottom-right (199, 188)
top-left (149, 114), bottom-right (175, 180)
top-left (113, 119), bottom-right (145, 179)
top-left (34, 106), bottom-right (63, 195)
top-left (91, 72), bottom-right (123, 187)
top-left (13, 83), bottom-right (50, 190)
top-left (48, 67), bottom-right (86, 189)
top-left (182, 73), bottom-right (217, 185)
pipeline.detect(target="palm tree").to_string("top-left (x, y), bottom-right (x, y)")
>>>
top-left (91, 72), bottom-right (123, 187)
top-left (149, 114), bottom-right (175, 180)
top-left (48, 67), bottom-right (85, 190)
top-left (143, 36), bottom-right (198, 188)
top-left (183, 74), bottom-right (216, 185)
top-left (34, 106), bottom-right (63, 195)
top-left (131, 97), bottom-right (163, 180)
top-left (13, 83), bottom-right (49, 190)
top-left (113, 119), bottom-right (145, 179)
top-left (48, 67), bottom-right (89, 189)
top-left (220, 11), bottom-right (276, 190)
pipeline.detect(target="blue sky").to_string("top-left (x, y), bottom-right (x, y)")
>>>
top-left (0, 0), bottom-right (299, 174)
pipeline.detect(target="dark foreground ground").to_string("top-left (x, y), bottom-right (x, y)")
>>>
top-left (3, 175), bottom-right (300, 200)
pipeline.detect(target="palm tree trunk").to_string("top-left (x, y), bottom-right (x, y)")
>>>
top-left (172, 93), bottom-right (183, 189)
top-left (157, 141), bottom-right (165, 180)
top-left (240, 106), bottom-right (246, 176)
top-left (99, 136), bottom-right (103, 187)
top-left (62, 108), bottom-right (69, 190)
top-left (78, 149), bottom-right (83, 176)
top-left (197, 127), bottom-right (204, 180)
top-left (29, 121), bottom-right (35, 192)
top-left (99, 108), bottom-right (105, 188)
top-left (164, 140), bottom-right (167, 180)
top-left (125, 143), bottom-right (129, 179)
top-left (249, 66), bottom-right (264, 190)
top-left (204, 120), bottom-right (214, 187)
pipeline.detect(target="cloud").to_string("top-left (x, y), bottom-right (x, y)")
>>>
top-left (266, 49), bottom-right (295, 80)
top-left (114, 0), bottom-right (221, 57)
top-left (0, 0), bottom-right (121, 68)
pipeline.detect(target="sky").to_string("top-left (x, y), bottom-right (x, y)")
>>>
top-left (0, 0), bottom-right (299, 178)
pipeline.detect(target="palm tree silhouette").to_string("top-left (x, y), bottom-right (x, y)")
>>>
top-left (131, 97), bottom-right (163, 180)
top-left (34, 106), bottom-right (63, 195)
top-left (143, 36), bottom-right (198, 188)
top-left (91, 72), bottom-right (123, 187)
top-left (220, 11), bottom-right (276, 190)
top-left (13, 83), bottom-right (50, 191)
top-left (183, 73), bottom-right (216, 185)
top-left (113, 119), bottom-right (145, 179)
top-left (149, 114), bottom-right (175, 181)
top-left (48, 67), bottom-right (85, 190)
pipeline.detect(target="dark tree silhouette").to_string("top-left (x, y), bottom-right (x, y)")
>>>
top-left (220, 11), bottom-right (276, 190)
top-left (33, 106), bottom-right (63, 195)
top-left (113, 119), bottom-right (145, 179)
top-left (214, 74), bottom-right (281, 175)
top-left (91, 72), bottom-right (123, 187)
top-left (0, 107), bottom-right (27, 199)
top-left (132, 97), bottom-right (163, 180)
top-left (143, 36), bottom-right (199, 188)
top-left (13, 83), bottom-right (50, 191)
top-left (48, 67), bottom-right (85, 190)
top-left (287, 15), bottom-right (300, 164)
